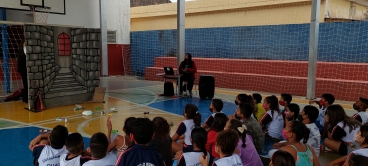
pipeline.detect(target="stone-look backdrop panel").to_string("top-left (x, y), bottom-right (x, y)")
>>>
top-left (71, 28), bottom-right (101, 93)
top-left (24, 25), bottom-right (58, 109)
top-left (24, 25), bottom-right (101, 109)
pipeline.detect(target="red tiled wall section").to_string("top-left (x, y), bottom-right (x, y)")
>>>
top-left (146, 57), bottom-right (368, 101)
top-left (107, 44), bottom-right (130, 75)
top-left (153, 57), bottom-right (368, 81)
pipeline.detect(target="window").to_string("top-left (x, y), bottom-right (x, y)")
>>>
top-left (58, 33), bottom-right (71, 56)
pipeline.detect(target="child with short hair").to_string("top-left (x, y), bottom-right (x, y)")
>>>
top-left (149, 117), bottom-right (172, 166)
top-left (297, 105), bottom-right (321, 156)
top-left (259, 95), bottom-right (284, 139)
top-left (279, 93), bottom-right (292, 107)
top-left (200, 130), bottom-right (242, 166)
top-left (83, 132), bottom-right (116, 166)
top-left (309, 93), bottom-right (335, 133)
top-left (116, 118), bottom-right (165, 166)
top-left (269, 150), bottom-right (295, 166)
top-left (106, 117), bottom-right (135, 157)
top-left (60, 133), bottom-right (90, 166)
top-left (235, 94), bottom-right (248, 105)
top-left (205, 113), bottom-right (228, 158)
top-left (328, 123), bottom-right (368, 166)
top-left (225, 119), bottom-right (262, 166)
top-left (176, 127), bottom-right (212, 166)
top-left (252, 93), bottom-right (266, 121)
top-left (351, 97), bottom-right (368, 123)
top-left (202, 99), bottom-right (224, 130)
top-left (30, 125), bottom-right (69, 166)
top-left (172, 104), bottom-right (202, 153)
top-left (347, 154), bottom-right (368, 166)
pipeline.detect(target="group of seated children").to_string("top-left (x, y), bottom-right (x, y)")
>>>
top-left (230, 92), bottom-right (368, 166)
top-left (29, 93), bottom-right (368, 166)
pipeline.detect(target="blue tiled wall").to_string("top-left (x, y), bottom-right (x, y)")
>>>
top-left (131, 21), bottom-right (368, 74)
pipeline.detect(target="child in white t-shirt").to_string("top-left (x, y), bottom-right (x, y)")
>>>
top-left (60, 133), bottom-right (91, 166)
top-left (29, 125), bottom-right (69, 166)
top-left (83, 132), bottom-right (117, 166)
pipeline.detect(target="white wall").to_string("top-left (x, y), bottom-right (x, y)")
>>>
top-left (5, 0), bottom-right (130, 44)
top-left (107, 0), bottom-right (130, 44)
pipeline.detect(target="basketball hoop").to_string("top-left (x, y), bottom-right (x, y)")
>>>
top-left (30, 6), bottom-right (51, 25)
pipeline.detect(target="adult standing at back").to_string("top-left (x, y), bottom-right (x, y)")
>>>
top-left (178, 53), bottom-right (197, 97)
top-left (18, 39), bottom-right (28, 105)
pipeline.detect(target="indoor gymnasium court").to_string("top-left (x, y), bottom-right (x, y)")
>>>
top-left (0, 0), bottom-right (368, 166)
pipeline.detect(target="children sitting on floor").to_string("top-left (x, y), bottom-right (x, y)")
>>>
top-left (205, 113), bottom-right (228, 158)
top-left (235, 94), bottom-right (258, 120)
top-left (30, 125), bottom-right (69, 166)
top-left (106, 117), bottom-right (135, 157)
top-left (309, 93), bottom-right (335, 134)
top-left (172, 104), bottom-right (202, 153)
top-left (229, 103), bottom-right (265, 153)
top-left (269, 105), bottom-right (321, 157)
top-left (148, 117), bottom-right (172, 166)
top-left (176, 127), bottom-right (213, 166)
top-left (116, 118), bottom-right (165, 166)
top-left (252, 93), bottom-right (266, 121)
top-left (225, 119), bottom-right (263, 166)
top-left (200, 130), bottom-right (242, 166)
top-left (327, 123), bottom-right (368, 166)
top-left (59, 133), bottom-right (91, 166)
top-left (351, 97), bottom-right (368, 123)
top-left (83, 132), bottom-right (116, 166)
top-left (259, 95), bottom-right (284, 140)
top-left (323, 105), bottom-right (361, 156)
top-left (202, 99), bottom-right (224, 131)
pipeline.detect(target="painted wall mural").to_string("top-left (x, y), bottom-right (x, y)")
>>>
top-left (24, 25), bottom-right (101, 109)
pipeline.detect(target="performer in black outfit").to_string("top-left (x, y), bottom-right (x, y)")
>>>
top-left (18, 39), bottom-right (28, 104)
top-left (178, 53), bottom-right (197, 97)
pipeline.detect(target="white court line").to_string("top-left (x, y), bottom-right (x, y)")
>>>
top-left (0, 117), bottom-right (54, 132)
top-left (105, 84), bottom-right (162, 92)
top-left (30, 101), bottom-right (144, 125)
top-left (36, 105), bottom-right (145, 126)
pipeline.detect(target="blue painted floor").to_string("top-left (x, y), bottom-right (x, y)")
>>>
top-left (148, 97), bottom-right (238, 123)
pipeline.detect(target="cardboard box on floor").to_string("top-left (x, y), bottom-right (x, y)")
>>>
top-left (93, 87), bottom-right (106, 103)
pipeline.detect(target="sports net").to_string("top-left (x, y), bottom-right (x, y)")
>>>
top-left (126, 0), bottom-right (368, 101)
top-left (0, 24), bottom-right (25, 97)
top-left (30, 6), bottom-right (51, 25)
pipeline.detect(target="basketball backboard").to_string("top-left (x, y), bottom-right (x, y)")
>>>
top-left (0, 0), bottom-right (66, 15)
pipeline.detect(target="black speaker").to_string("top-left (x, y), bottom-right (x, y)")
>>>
top-left (163, 82), bottom-right (174, 96)
top-left (199, 75), bottom-right (215, 100)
